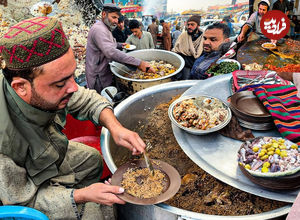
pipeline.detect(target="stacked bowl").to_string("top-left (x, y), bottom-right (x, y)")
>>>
top-left (229, 91), bottom-right (274, 130)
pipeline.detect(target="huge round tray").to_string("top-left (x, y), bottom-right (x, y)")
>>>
top-left (101, 80), bottom-right (292, 219)
top-left (168, 95), bottom-right (232, 135)
top-left (170, 74), bottom-right (300, 203)
top-left (111, 159), bottom-right (181, 205)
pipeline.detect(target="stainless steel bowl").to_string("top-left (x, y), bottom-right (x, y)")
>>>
top-left (168, 95), bottom-right (232, 135)
top-left (110, 49), bottom-right (185, 94)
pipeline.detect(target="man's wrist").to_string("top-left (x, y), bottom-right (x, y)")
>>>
top-left (71, 189), bottom-right (86, 220)
top-left (73, 188), bottom-right (86, 203)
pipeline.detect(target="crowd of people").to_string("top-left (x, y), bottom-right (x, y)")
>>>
top-left (0, 0), bottom-right (299, 219)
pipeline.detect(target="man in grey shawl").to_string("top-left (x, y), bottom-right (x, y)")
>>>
top-left (172, 15), bottom-right (204, 80)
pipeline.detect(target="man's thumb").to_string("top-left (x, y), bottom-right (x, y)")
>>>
top-left (115, 186), bottom-right (124, 194)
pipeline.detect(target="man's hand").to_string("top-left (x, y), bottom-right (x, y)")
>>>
top-left (271, 39), bottom-right (277, 44)
top-left (237, 33), bottom-right (245, 42)
top-left (74, 183), bottom-right (125, 206)
top-left (99, 109), bottom-right (146, 155)
top-left (110, 125), bottom-right (146, 155)
top-left (138, 61), bottom-right (156, 74)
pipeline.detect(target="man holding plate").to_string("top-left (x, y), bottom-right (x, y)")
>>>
top-left (85, 3), bottom-right (155, 94)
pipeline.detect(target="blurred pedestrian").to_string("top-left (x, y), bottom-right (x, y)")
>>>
top-left (148, 18), bottom-right (159, 47)
top-left (172, 15), bottom-right (204, 79)
top-left (112, 15), bottom-right (127, 45)
top-left (124, 16), bottom-right (132, 38)
top-left (272, 0), bottom-right (290, 15)
top-left (160, 19), bottom-right (171, 51)
top-left (171, 25), bottom-right (181, 49)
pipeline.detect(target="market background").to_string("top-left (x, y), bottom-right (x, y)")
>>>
top-left (0, 0), bottom-right (299, 219)
top-left (0, 0), bottom-right (299, 82)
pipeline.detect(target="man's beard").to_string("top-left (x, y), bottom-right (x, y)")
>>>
top-left (187, 28), bottom-right (198, 35)
top-left (103, 16), bottom-right (117, 31)
top-left (203, 44), bottom-right (212, 52)
top-left (30, 86), bottom-right (73, 111)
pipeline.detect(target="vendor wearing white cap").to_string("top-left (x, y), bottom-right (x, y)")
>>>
top-left (237, 0), bottom-right (270, 42)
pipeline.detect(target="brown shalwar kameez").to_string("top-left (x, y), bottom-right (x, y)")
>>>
top-left (162, 23), bottom-right (171, 51)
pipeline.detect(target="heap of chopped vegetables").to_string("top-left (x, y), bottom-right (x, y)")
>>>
top-left (207, 61), bottom-right (239, 76)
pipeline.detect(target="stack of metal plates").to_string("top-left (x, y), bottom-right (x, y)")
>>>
top-left (229, 91), bottom-right (274, 130)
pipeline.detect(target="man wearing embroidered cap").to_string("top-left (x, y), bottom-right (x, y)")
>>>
top-left (85, 3), bottom-right (155, 93)
top-left (0, 16), bottom-right (146, 219)
top-left (237, 0), bottom-right (270, 42)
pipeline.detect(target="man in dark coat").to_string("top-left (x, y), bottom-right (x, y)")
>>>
top-left (112, 15), bottom-right (127, 44)
top-left (190, 23), bottom-right (231, 79)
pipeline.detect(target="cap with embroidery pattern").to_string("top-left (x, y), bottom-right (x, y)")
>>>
top-left (0, 16), bottom-right (70, 70)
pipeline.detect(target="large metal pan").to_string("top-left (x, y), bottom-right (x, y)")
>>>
top-left (101, 80), bottom-right (291, 220)
top-left (110, 49), bottom-right (184, 94)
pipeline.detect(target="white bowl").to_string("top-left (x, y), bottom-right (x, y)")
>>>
top-left (261, 42), bottom-right (277, 50)
top-left (216, 58), bottom-right (241, 70)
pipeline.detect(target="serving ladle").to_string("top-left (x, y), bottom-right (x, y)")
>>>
top-left (144, 142), bottom-right (154, 176)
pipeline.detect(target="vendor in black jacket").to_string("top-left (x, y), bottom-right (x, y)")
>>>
top-left (190, 23), bottom-right (230, 80)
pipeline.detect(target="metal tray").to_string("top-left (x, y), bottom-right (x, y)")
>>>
top-left (237, 117), bottom-right (275, 131)
top-left (172, 74), bottom-right (300, 203)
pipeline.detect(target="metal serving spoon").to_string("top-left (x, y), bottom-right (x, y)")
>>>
top-left (144, 142), bottom-right (154, 176)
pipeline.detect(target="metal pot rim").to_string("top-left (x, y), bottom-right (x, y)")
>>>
top-left (111, 49), bottom-right (185, 82)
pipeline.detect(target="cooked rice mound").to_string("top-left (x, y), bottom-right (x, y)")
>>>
top-left (121, 168), bottom-right (166, 198)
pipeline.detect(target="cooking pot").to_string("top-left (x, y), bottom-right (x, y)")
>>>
top-left (110, 49), bottom-right (185, 94)
top-left (101, 80), bottom-right (291, 220)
